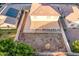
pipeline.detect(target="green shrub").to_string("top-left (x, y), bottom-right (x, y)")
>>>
top-left (0, 38), bottom-right (36, 56)
top-left (71, 40), bottom-right (79, 53)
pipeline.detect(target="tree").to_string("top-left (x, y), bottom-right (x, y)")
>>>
top-left (71, 40), bottom-right (79, 53)
top-left (0, 38), bottom-right (36, 56)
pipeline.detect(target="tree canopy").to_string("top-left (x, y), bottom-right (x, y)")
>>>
top-left (71, 40), bottom-right (79, 53)
top-left (0, 38), bottom-right (36, 56)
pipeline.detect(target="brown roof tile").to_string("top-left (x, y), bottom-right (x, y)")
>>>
top-left (66, 6), bottom-right (79, 22)
top-left (30, 3), bottom-right (60, 16)
top-left (30, 21), bottom-right (60, 29)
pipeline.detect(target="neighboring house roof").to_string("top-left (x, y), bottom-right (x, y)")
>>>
top-left (30, 3), bottom-right (60, 16)
top-left (1, 4), bottom-right (31, 15)
top-left (6, 8), bottom-right (19, 18)
top-left (66, 6), bottom-right (79, 22)
top-left (4, 16), bottom-right (17, 25)
top-left (0, 15), bottom-right (18, 26)
top-left (0, 7), bottom-right (19, 27)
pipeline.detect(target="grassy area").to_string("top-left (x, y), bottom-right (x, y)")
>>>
top-left (0, 29), bottom-right (17, 40)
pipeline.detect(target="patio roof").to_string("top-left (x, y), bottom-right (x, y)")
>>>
top-left (30, 21), bottom-right (60, 29)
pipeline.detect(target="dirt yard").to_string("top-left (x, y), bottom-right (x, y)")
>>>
top-left (18, 33), bottom-right (67, 52)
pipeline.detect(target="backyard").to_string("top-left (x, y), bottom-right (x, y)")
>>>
top-left (18, 33), bottom-right (67, 52)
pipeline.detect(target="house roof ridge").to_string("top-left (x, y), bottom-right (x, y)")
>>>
top-left (30, 4), bottom-right (42, 15)
top-left (30, 3), bottom-right (60, 16)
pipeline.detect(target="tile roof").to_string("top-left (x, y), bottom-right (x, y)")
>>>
top-left (30, 21), bottom-right (60, 29)
top-left (6, 8), bottom-right (19, 18)
top-left (30, 3), bottom-right (60, 16)
top-left (66, 6), bottom-right (79, 22)
top-left (0, 15), bottom-right (18, 25)
top-left (4, 16), bottom-right (17, 25)
top-left (0, 7), bottom-right (20, 26)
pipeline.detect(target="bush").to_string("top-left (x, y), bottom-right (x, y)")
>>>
top-left (71, 40), bottom-right (79, 53)
top-left (0, 38), bottom-right (36, 56)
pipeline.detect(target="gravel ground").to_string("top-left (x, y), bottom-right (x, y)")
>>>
top-left (18, 33), bottom-right (67, 52)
